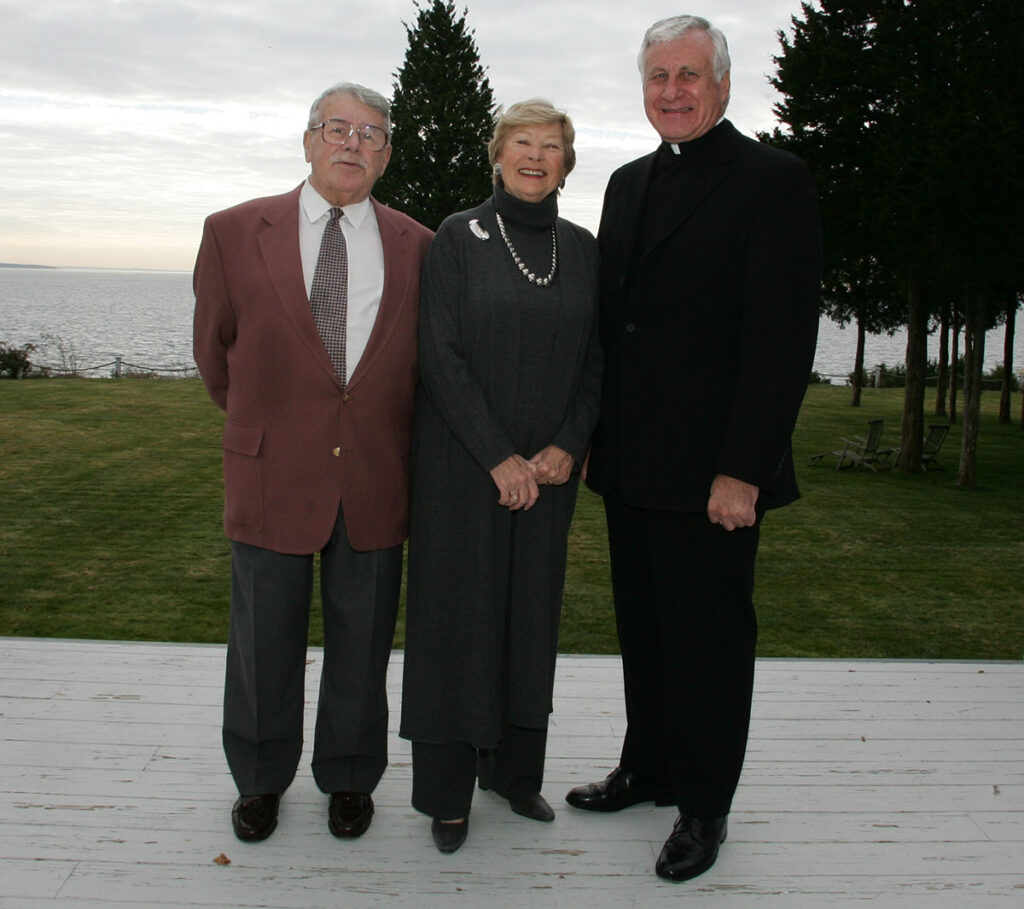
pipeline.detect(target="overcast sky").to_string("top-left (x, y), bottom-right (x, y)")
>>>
top-left (0, 0), bottom-right (807, 271)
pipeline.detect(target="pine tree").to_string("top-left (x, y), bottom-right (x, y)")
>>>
top-left (767, 0), bottom-right (1024, 477)
top-left (374, 1), bottom-right (496, 230)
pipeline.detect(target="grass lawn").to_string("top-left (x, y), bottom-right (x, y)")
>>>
top-left (1, 379), bottom-right (1021, 659)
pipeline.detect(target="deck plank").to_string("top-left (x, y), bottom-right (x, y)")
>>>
top-left (1, 637), bottom-right (1022, 908)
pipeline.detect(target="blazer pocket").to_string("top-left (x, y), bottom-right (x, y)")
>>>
top-left (221, 420), bottom-right (264, 530)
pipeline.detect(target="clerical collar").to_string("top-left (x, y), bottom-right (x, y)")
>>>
top-left (657, 118), bottom-right (729, 161)
top-left (493, 179), bottom-right (558, 229)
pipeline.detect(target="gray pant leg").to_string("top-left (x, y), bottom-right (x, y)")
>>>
top-left (311, 506), bottom-right (402, 794)
top-left (223, 541), bottom-right (313, 795)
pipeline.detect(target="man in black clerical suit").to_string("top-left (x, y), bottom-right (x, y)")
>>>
top-left (567, 15), bottom-right (821, 882)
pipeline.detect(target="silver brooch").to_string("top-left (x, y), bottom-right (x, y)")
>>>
top-left (469, 219), bottom-right (490, 240)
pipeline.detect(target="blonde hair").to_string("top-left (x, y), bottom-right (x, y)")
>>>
top-left (487, 99), bottom-right (576, 186)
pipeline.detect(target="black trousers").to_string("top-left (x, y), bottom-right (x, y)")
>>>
top-left (222, 503), bottom-right (402, 796)
top-left (604, 493), bottom-right (760, 817)
top-left (411, 723), bottom-right (548, 820)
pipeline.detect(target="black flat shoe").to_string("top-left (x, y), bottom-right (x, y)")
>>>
top-left (231, 793), bottom-right (280, 842)
top-left (655, 813), bottom-right (728, 882)
top-left (565, 767), bottom-right (674, 812)
top-left (431, 817), bottom-right (469, 854)
top-left (508, 792), bottom-right (555, 822)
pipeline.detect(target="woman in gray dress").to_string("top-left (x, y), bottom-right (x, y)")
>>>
top-left (400, 99), bottom-right (602, 854)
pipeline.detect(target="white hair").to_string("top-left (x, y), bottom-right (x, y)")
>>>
top-left (307, 82), bottom-right (391, 134)
top-left (637, 15), bottom-right (731, 82)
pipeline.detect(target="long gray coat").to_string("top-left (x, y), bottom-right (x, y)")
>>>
top-left (399, 196), bottom-right (601, 747)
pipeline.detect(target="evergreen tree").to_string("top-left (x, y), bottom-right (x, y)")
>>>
top-left (762, 2), bottom-right (906, 406)
top-left (767, 0), bottom-right (1023, 477)
top-left (374, 1), bottom-right (496, 230)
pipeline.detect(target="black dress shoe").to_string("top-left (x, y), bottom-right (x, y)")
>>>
top-left (328, 791), bottom-right (374, 838)
top-left (565, 767), bottom-right (674, 812)
top-left (655, 813), bottom-right (728, 882)
top-left (231, 793), bottom-right (280, 842)
top-left (431, 817), bottom-right (469, 853)
top-left (507, 791), bottom-right (555, 822)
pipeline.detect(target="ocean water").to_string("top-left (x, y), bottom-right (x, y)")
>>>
top-left (0, 266), bottom-right (1020, 379)
top-left (1, 268), bottom-right (196, 375)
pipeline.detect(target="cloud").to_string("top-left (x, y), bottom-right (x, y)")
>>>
top-left (0, 0), bottom-right (803, 268)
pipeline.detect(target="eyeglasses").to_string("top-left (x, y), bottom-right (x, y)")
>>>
top-left (310, 119), bottom-right (389, 152)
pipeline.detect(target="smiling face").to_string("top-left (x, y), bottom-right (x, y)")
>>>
top-left (303, 92), bottom-right (391, 206)
top-left (495, 122), bottom-right (567, 203)
top-left (642, 31), bottom-right (730, 144)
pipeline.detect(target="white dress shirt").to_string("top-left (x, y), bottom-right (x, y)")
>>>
top-left (299, 179), bottom-right (386, 381)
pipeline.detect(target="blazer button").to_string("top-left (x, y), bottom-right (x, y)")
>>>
top-left (626, 322), bottom-right (637, 333)
top-left (342, 393), bottom-right (352, 402)
top-left (332, 447), bottom-right (341, 457)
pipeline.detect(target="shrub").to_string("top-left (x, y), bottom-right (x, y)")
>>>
top-left (0, 342), bottom-right (36, 378)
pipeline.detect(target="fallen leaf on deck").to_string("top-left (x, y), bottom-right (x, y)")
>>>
top-left (213, 853), bottom-right (231, 865)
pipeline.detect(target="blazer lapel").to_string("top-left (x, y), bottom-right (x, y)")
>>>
top-left (602, 152), bottom-right (656, 286)
top-left (635, 146), bottom-right (733, 266)
top-left (256, 185), bottom-right (342, 386)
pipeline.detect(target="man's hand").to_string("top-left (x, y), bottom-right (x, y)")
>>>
top-left (707, 474), bottom-right (759, 531)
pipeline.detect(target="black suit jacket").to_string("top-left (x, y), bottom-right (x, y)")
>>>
top-left (586, 120), bottom-right (821, 512)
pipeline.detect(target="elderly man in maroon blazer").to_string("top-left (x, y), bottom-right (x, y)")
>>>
top-left (193, 82), bottom-right (433, 844)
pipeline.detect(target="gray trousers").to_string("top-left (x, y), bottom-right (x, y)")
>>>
top-left (222, 504), bottom-right (402, 796)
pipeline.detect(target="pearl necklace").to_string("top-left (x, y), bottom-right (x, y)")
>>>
top-left (494, 213), bottom-right (557, 286)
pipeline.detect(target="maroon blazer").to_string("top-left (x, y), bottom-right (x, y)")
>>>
top-left (193, 184), bottom-right (434, 554)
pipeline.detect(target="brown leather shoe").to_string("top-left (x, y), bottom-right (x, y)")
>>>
top-left (328, 791), bottom-right (374, 838)
top-left (565, 767), bottom-right (674, 812)
top-left (231, 793), bottom-right (280, 842)
top-left (656, 813), bottom-right (728, 881)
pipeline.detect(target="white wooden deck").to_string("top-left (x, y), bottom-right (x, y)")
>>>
top-left (1, 638), bottom-right (1022, 908)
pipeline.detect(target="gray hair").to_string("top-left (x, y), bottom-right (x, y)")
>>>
top-left (307, 82), bottom-right (392, 135)
top-left (637, 15), bottom-right (731, 83)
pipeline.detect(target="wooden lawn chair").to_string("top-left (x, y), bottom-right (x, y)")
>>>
top-left (920, 424), bottom-right (949, 470)
top-left (808, 419), bottom-right (893, 472)
top-left (887, 423), bottom-right (950, 471)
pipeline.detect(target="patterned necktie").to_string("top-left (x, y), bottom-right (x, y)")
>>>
top-left (309, 206), bottom-right (349, 385)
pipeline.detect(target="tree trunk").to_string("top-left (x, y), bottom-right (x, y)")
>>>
top-left (998, 299), bottom-right (1015, 423)
top-left (897, 274), bottom-right (928, 472)
top-left (850, 318), bottom-right (865, 406)
top-left (949, 305), bottom-right (959, 425)
top-left (957, 294), bottom-right (986, 487)
top-left (935, 303), bottom-right (949, 417)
